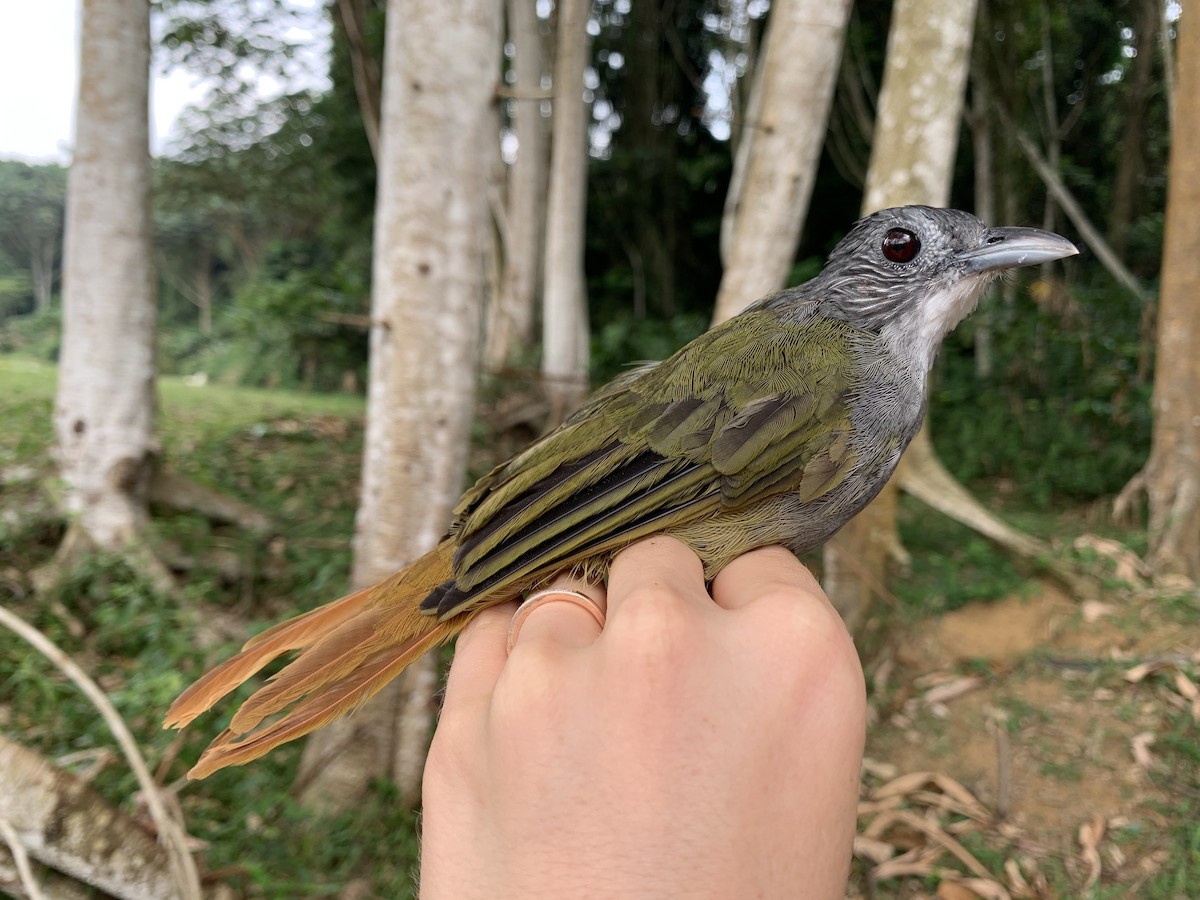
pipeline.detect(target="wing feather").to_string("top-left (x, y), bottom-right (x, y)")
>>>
top-left (426, 309), bottom-right (867, 619)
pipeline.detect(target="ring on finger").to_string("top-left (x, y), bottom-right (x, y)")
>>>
top-left (506, 588), bottom-right (606, 654)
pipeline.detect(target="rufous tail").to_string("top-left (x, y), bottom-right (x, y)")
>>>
top-left (164, 540), bottom-right (467, 779)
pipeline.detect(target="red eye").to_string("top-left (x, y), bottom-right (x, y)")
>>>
top-left (882, 228), bottom-right (920, 263)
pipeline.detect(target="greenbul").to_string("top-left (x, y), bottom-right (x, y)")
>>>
top-left (166, 205), bottom-right (1078, 777)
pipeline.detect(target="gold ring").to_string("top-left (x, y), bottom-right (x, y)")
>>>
top-left (506, 588), bottom-right (606, 654)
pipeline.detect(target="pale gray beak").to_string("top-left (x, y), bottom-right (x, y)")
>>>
top-left (961, 226), bottom-right (1079, 274)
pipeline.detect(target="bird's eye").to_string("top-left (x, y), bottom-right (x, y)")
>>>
top-left (882, 228), bottom-right (920, 263)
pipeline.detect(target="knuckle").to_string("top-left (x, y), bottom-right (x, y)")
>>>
top-left (604, 586), bottom-right (706, 681)
top-left (750, 589), bottom-right (864, 694)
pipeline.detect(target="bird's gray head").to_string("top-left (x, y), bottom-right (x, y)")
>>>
top-left (814, 206), bottom-right (1078, 370)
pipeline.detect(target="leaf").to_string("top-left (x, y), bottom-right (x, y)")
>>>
top-left (1130, 731), bottom-right (1156, 769)
top-left (1077, 815), bottom-right (1105, 889)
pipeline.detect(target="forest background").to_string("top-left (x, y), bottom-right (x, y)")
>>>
top-left (0, 0), bottom-right (1196, 898)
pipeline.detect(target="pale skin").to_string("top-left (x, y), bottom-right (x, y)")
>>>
top-left (420, 536), bottom-right (867, 899)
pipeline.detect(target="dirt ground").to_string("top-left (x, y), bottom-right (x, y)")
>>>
top-left (850, 561), bottom-right (1199, 898)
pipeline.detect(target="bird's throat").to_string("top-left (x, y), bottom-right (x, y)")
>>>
top-left (885, 274), bottom-right (992, 373)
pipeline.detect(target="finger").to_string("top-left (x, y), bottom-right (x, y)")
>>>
top-left (507, 577), bottom-right (607, 653)
top-left (442, 600), bottom-right (519, 709)
top-left (606, 535), bottom-right (709, 616)
top-left (710, 545), bottom-right (823, 610)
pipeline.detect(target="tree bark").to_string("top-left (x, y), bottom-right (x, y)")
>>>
top-left (53, 0), bottom-right (159, 564)
top-left (711, 0), bottom-right (853, 324)
top-left (1120, 13), bottom-right (1200, 581)
top-left (541, 0), bottom-right (592, 424)
top-left (822, 0), bottom-right (978, 631)
top-left (485, 0), bottom-right (546, 370)
top-left (295, 0), bottom-right (501, 809)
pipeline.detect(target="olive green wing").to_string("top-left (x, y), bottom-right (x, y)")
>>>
top-left (423, 311), bottom-right (862, 619)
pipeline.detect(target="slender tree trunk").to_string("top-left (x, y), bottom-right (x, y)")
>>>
top-left (32, 232), bottom-right (56, 311)
top-left (295, 0), bottom-right (501, 810)
top-left (712, 0), bottom-right (853, 324)
top-left (53, 0), bottom-right (159, 566)
top-left (1108, 0), bottom-right (1158, 261)
top-left (1038, 0), bottom-right (1060, 243)
top-left (822, 0), bottom-right (978, 631)
top-left (333, 0), bottom-right (382, 162)
top-left (1124, 13), bottom-right (1200, 580)
top-left (485, 0), bottom-right (546, 370)
top-left (196, 243), bottom-right (213, 335)
top-left (541, 0), bottom-right (592, 423)
top-left (969, 13), bottom-right (995, 379)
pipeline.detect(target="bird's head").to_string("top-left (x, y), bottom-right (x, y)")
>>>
top-left (816, 205), bottom-right (1078, 370)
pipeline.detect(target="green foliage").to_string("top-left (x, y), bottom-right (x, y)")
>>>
top-left (893, 496), bottom-right (1032, 618)
top-left (0, 307), bottom-right (61, 359)
top-left (0, 160), bottom-right (66, 315)
top-left (590, 310), bottom-right (709, 385)
top-left (931, 274), bottom-right (1154, 507)
top-left (0, 250), bottom-right (33, 317)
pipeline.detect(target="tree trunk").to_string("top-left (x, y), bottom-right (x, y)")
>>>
top-left (333, 0), bottom-right (383, 162)
top-left (1108, 0), bottom-right (1158, 261)
top-left (295, 0), bottom-right (501, 810)
top-left (32, 231), bottom-right (57, 312)
top-left (711, 0), bottom-right (853, 324)
top-left (541, 0), bottom-right (592, 424)
top-left (968, 16), bottom-right (995, 378)
top-left (1125, 13), bottom-right (1200, 581)
top-left (195, 243), bottom-right (212, 335)
top-left (822, 0), bottom-right (978, 631)
top-left (53, 0), bottom-right (159, 563)
top-left (484, 0), bottom-right (546, 370)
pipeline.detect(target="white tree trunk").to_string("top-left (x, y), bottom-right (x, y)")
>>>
top-left (484, 0), bottom-right (547, 370)
top-left (541, 0), bottom-right (592, 423)
top-left (296, 0), bottom-right (501, 809)
top-left (822, 0), bottom-right (978, 630)
top-left (711, 0), bottom-right (853, 324)
top-left (54, 0), bottom-right (156, 552)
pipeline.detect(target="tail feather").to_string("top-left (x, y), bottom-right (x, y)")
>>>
top-left (163, 583), bottom-right (380, 729)
top-left (164, 540), bottom-right (459, 775)
top-left (186, 617), bottom-right (464, 779)
top-left (229, 605), bottom-right (406, 733)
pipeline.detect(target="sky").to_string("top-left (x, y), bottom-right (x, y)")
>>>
top-left (0, 2), bottom-right (328, 165)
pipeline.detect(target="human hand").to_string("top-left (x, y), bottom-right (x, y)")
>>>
top-left (420, 536), bottom-right (866, 899)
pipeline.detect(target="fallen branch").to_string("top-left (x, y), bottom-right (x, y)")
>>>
top-left (150, 467), bottom-right (275, 534)
top-left (0, 605), bottom-right (201, 900)
top-left (0, 736), bottom-right (185, 900)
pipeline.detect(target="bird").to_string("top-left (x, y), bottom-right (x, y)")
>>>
top-left (165, 205), bottom-right (1078, 778)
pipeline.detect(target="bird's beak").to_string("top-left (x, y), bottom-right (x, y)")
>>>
top-left (961, 226), bottom-right (1079, 274)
